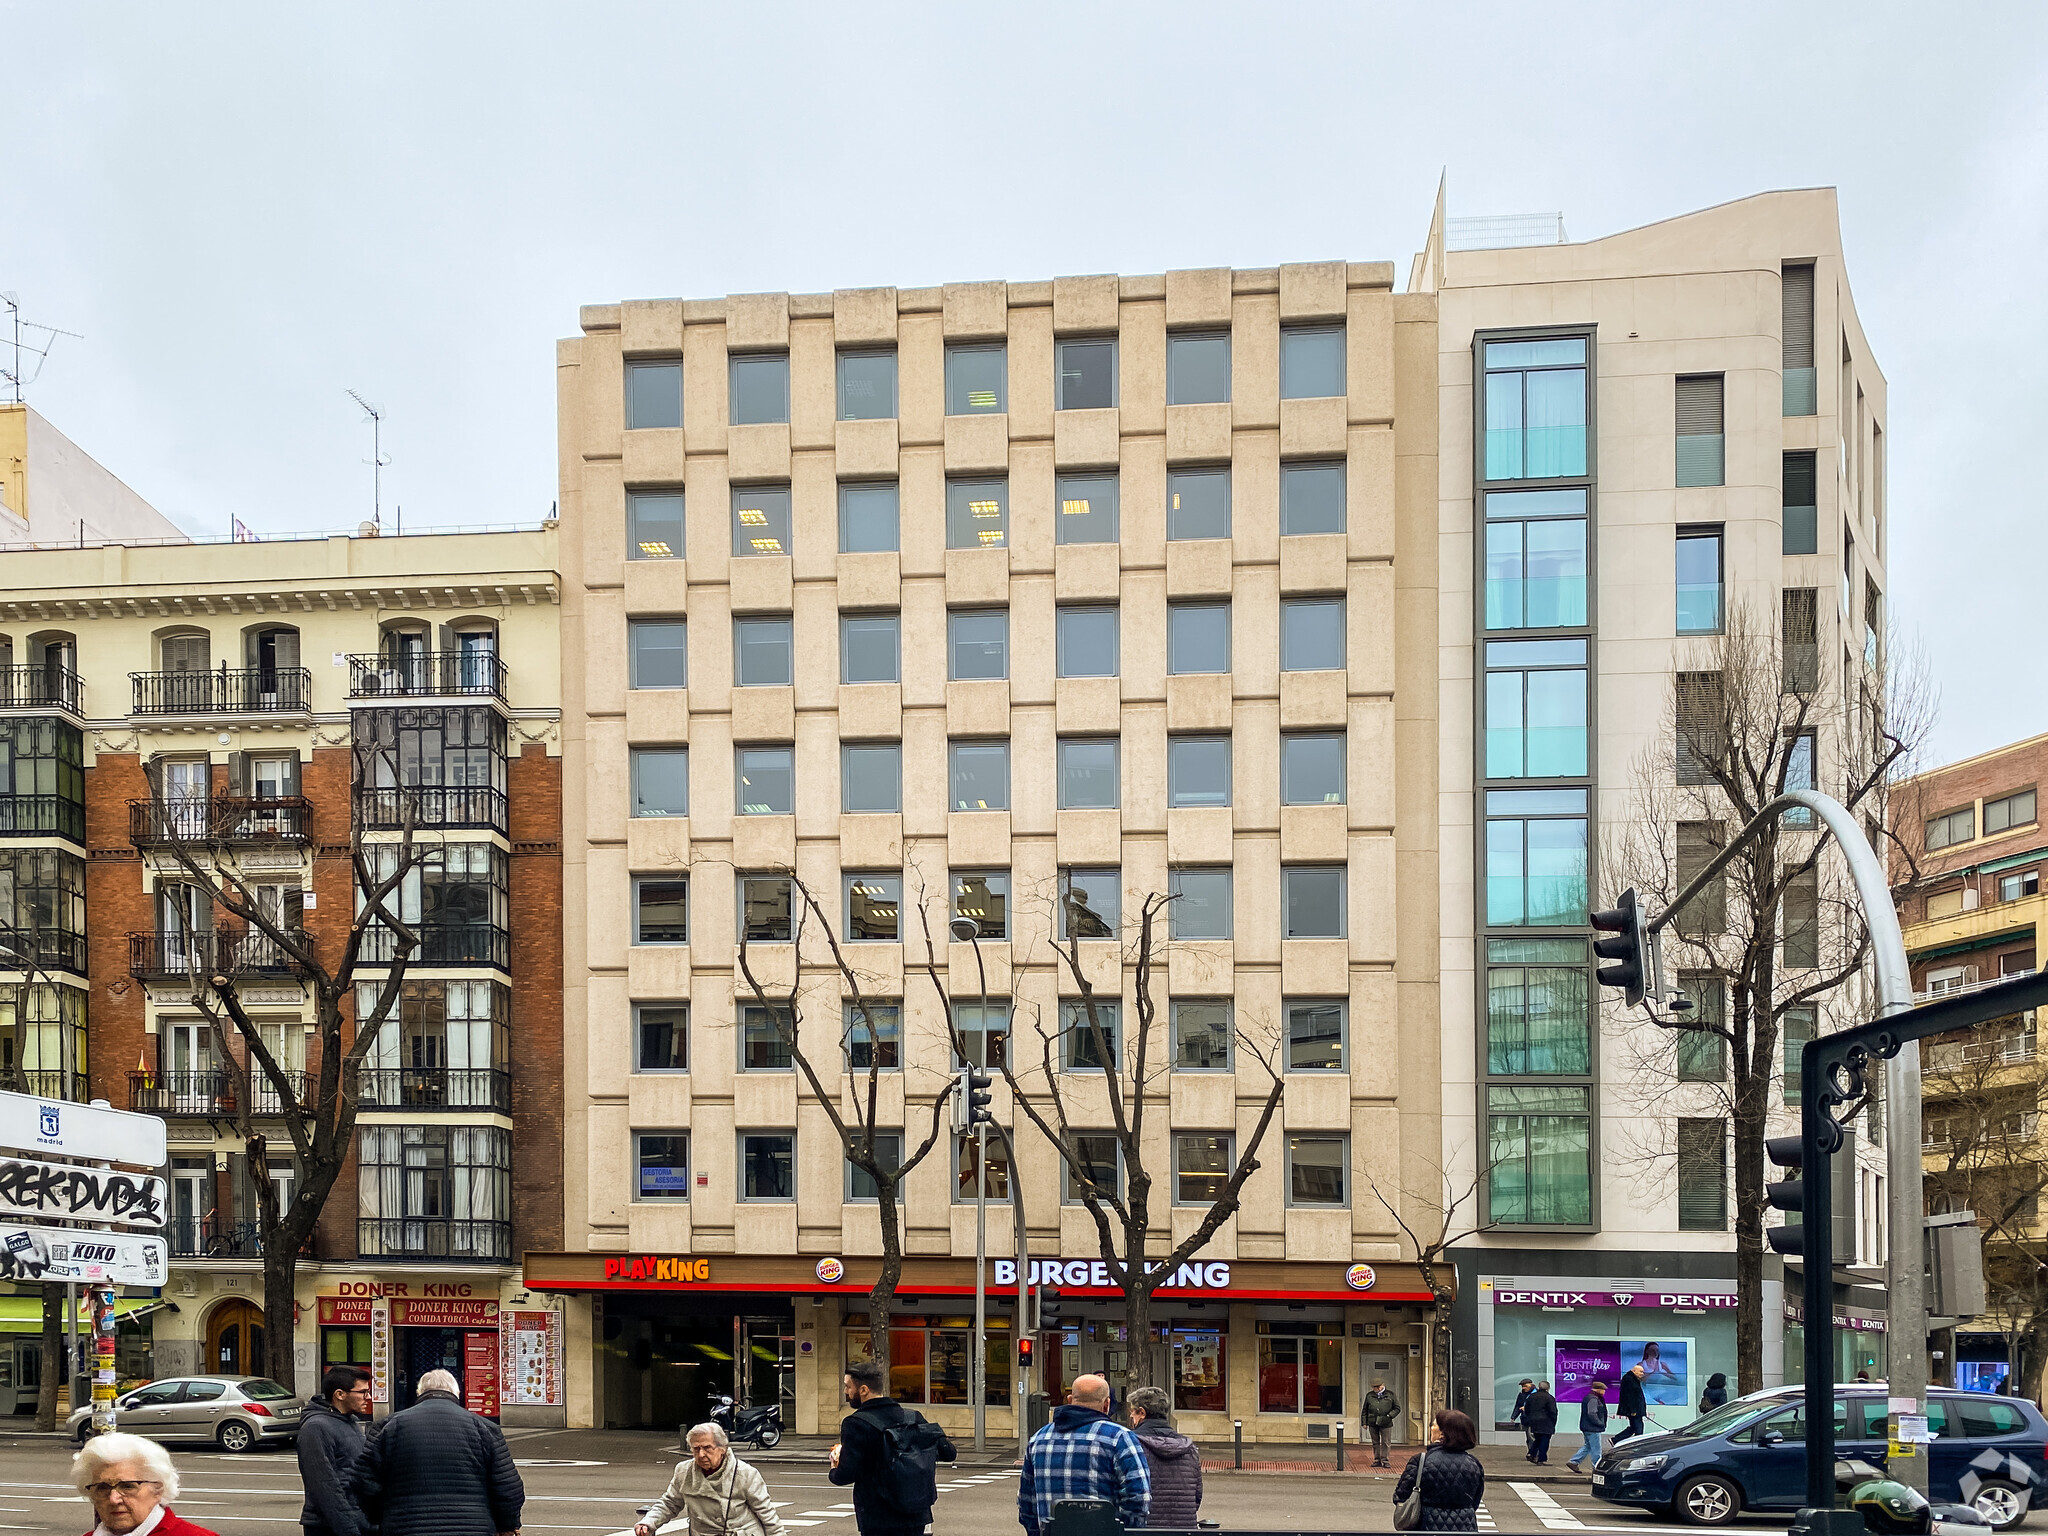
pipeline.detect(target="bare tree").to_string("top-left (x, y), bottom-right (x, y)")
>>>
top-left (1920, 1008), bottom-right (2048, 1398)
top-left (733, 865), bottom-right (957, 1362)
top-left (1363, 1153), bottom-right (1506, 1414)
top-left (144, 747), bottom-right (436, 1390)
top-left (919, 883), bottom-right (1286, 1399)
top-left (1603, 602), bottom-right (1930, 1392)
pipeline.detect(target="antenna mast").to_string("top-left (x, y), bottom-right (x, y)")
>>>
top-left (346, 390), bottom-right (390, 531)
top-left (0, 294), bottom-right (83, 404)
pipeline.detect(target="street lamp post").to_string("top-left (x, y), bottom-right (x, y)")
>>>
top-left (951, 915), bottom-right (990, 1455)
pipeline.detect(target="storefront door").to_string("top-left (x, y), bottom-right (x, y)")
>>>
top-left (1360, 1350), bottom-right (1410, 1441)
top-left (208, 1300), bottom-right (264, 1375)
top-left (396, 1328), bottom-right (464, 1409)
top-left (743, 1318), bottom-right (794, 1416)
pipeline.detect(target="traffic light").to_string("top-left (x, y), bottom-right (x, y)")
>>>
top-left (964, 1070), bottom-right (993, 1126)
top-left (1017, 1336), bottom-right (1034, 1369)
top-left (1038, 1284), bottom-right (1062, 1329)
top-left (1764, 1134), bottom-right (1805, 1255)
top-left (1591, 888), bottom-right (1648, 1006)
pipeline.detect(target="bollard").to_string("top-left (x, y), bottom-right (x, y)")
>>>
top-left (1233, 1418), bottom-right (1243, 1469)
top-left (1336, 1421), bottom-right (1345, 1471)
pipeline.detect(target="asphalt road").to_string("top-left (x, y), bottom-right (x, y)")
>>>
top-left (0, 1430), bottom-right (1761, 1536)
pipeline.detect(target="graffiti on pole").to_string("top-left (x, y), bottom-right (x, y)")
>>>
top-left (0, 1154), bottom-right (167, 1228)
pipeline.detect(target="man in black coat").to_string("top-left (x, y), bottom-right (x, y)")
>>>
top-left (828, 1358), bottom-right (955, 1535)
top-left (1612, 1364), bottom-right (1648, 1444)
top-left (1522, 1380), bottom-right (1559, 1465)
top-left (300, 1367), bottom-right (376, 1536)
top-left (351, 1369), bottom-right (524, 1536)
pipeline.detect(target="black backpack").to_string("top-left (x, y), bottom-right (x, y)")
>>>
top-left (876, 1412), bottom-right (946, 1516)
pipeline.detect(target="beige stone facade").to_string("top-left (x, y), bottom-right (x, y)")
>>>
top-left (552, 267), bottom-right (1444, 1439)
top-left (1419, 189), bottom-right (1896, 1428)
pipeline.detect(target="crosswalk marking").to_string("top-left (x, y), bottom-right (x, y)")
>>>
top-left (1509, 1481), bottom-right (1585, 1530)
top-left (1476, 1501), bottom-right (1496, 1530)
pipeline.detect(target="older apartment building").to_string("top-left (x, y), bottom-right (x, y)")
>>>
top-left (546, 267), bottom-right (1445, 1440)
top-left (1416, 189), bottom-right (1896, 1436)
top-left (1893, 731), bottom-right (2045, 1394)
top-left (0, 491), bottom-right (567, 1422)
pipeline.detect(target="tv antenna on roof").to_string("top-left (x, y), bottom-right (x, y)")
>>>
top-left (346, 389), bottom-right (390, 532)
top-left (2, 294), bottom-right (83, 404)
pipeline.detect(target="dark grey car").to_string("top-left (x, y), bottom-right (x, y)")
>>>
top-left (69, 1374), bottom-right (301, 1451)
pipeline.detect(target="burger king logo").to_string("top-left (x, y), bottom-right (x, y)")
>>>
top-left (1345, 1263), bottom-right (1378, 1291)
top-left (816, 1258), bottom-right (845, 1284)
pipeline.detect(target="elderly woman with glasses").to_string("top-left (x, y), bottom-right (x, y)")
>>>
top-left (73, 1432), bottom-right (220, 1536)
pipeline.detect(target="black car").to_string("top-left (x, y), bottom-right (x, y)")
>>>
top-left (1591, 1385), bottom-right (2048, 1529)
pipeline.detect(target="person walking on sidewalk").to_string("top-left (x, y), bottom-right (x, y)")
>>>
top-left (350, 1368), bottom-right (524, 1536)
top-left (1017, 1373), bottom-right (1150, 1536)
top-left (1612, 1364), bottom-right (1648, 1444)
top-left (1698, 1372), bottom-right (1728, 1413)
top-left (1568, 1381), bottom-right (1608, 1473)
top-left (828, 1358), bottom-right (954, 1536)
top-left (1360, 1379), bottom-right (1401, 1469)
top-left (637, 1424), bottom-right (786, 1536)
top-left (1390, 1410), bottom-right (1486, 1533)
top-left (1509, 1379), bottom-right (1537, 1460)
top-left (299, 1367), bottom-right (376, 1536)
top-left (1522, 1380), bottom-right (1558, 1465)
top-left (1127, 1387), bottom-right (1202, 1527)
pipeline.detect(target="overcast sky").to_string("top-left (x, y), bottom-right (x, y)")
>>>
top-left (4, 2), bottom-right (2044, 767)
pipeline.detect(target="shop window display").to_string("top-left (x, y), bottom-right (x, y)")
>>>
top-left (845, 1314), bottom-right (1009, 1406)
top-left (1256, 1321), bottom-right (1343, 1414)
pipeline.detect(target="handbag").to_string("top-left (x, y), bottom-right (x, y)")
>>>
top-left (1393, 1445), bottom-right (1430, 1532)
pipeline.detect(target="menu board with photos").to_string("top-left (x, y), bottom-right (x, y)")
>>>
top-left (502, 1308), bottom-right (563, 1407)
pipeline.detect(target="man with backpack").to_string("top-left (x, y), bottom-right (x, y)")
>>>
top-left (829, 1358), bottom-right (955, 1536)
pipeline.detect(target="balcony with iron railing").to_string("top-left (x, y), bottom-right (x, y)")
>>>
top-left (0, 793), bottom-right (85, 843)
top-left (3, 1070), bottom-right (90, 1103)
top-left (356, 1066), bottom-right (512, 1113)
top-left (128, 929), bottom-right (312, 983)
top-left (357, 1217), bottom-right (513, 1263)
top-left (1925, 1033), bottom-right (2039, 1072)
top-left (0, 928), bottom-right (88, 976)
top-left (0, 665), bottom-right (84, 716)
top-left (129, 1067), bottom-right (309, 1117)
top-left (358, 923), bottom-right (510, 969)
top-left (166, 1213), bottom-right (317, 1260)
top-left (129, 796), bottom-right (313, 847)
top-left (1924, 1111), bottom-right (2041, 1153)
top-left (346, 652), bottom-right (508, 702)
top-left (130, 666), bottom-right (313, 716)
top-left (354, 785), bottom-right (508, 833)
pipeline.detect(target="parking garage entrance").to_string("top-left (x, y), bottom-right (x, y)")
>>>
top-left (596, 1293), bottom-right (793, 1432)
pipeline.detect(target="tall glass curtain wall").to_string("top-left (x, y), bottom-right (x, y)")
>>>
top-left (1477, 333), bottom-right (1596, 1229)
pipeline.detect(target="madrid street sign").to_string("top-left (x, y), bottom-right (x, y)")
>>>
top-left (0, 1090), bottom-right (167, 1170)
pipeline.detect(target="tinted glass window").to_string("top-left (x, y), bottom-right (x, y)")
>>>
top-left (1168, 334), bottom-right (1231, 404)
top-left (1057, 607), bottom-right (1118, 678)
top-left (187, 1380), bottom-right (229, 1401)
top-left (1281, 599), bottom-right (1345, 671)
top-left (729, 354), bottom-right (790, 425)
top-left (628, 621), bottom-right (687, 689)
top-left (1282, 734), bottom-right (1345, 805)
top-left (625, 361), bottom-right (682, 430)
top-left (949, 743), bottom-right (1009, 811)
top-left (1170, 868), bottom-right (1231, 939)
top-left (841, 615), bottom-right (900, 684)
top-left (949, 611), bottom-right (1008, 680)
top-left (734, 617), bottom-right (793, 686)
top-left (636, 1005), bottom-right (687, 1071)
top-left (627, 491), bottom-right (685, 559)
top-left (1058, 739), bottom-right (1119, 810)
top-left (1060, 868), bottom-right (1120, 939)
top-left (736, 747), bottom-right (793, 815)
top-left (946, 345), bottom-right (1006, 415)
top-left (1168, 736), bottom-right (1231, 808)
top-left (1283, 867), bottom-right (1345, 938)
top-left (841, 744), bottom-right (901, 814)
top-left (839, 484), bottom-right (900, 553)
top-left (946, 479), bottom-right (1008, 549)
top-left (732, 485), bottom-right (792, 557)
top-left (631, 748), bottom-right (688, 817)
top-left (1281, 327), bottom-right (1345, 399)
top-left (1281, 463), bottom-right (1345, 536)
top-left (635, 879), bottom-right (688, 943)
top-left (1057, 474), bottom-right (1119, 545)
top-left (838, 351), bottom-right (897, 421)
top-left (1058, 339), bottom-right (1117, 410)
top-left (1168, 468), bottom-right (1230, 541)
top-left (1168, 603), bottom-right (1230, 674)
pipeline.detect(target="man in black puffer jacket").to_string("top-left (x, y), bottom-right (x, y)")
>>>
top-left (829, 1359), bottom-right (955, 1535)
top-left (351, 1369), bottom-right (524, 1536)
top-left (300, 1367), bottom-right (375, 1536)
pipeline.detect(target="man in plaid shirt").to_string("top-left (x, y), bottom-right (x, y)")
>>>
top-left (1018, 1375), bottom-right (1151, 1535)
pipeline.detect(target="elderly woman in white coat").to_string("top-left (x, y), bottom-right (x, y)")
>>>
top-left (634, 1423), bottom-right (785, 1536)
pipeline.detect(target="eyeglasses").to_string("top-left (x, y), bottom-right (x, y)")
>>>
top-left (87, 1481), bottom-right (160, 1499)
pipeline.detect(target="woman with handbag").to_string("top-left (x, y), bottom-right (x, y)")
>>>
top-left (1391, 1409), bottom-right (1486, 1532)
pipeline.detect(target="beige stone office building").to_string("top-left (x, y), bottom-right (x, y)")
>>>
top-left (1416, 190), bottom-right (1896, 1434)
top-left (545, 268), bottom-right (1446, 1440)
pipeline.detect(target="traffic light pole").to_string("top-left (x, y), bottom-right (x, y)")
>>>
top-left (1646, 789), bottom-right (1926, 1499)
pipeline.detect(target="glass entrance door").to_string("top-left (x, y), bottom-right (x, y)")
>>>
top-left (742, 1318), bottom-right (795, 1416)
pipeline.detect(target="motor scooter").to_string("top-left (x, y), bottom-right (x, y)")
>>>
top-left (711, 1393), bottom-right (784, 1449)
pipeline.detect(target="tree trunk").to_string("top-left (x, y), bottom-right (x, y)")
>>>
top-left (1431, 1295), bottom-right (1454, 1415)
top-left (1122, 1269), bottom-right (1154, 1407)
top-left (1731, 980), bottom-right (1769, 1394)
top-left (263, 1249), bottom-right (300, 1391)
top-left (35, 1282), bottom-right (62, 1431)
top-left (869, 1180), bottom-right (904, 1364)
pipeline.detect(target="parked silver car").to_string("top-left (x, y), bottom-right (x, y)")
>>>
top-left (68, 1375), bottom-right (301, 1451)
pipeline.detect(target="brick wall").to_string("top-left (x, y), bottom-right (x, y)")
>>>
top-left (508, 742), bottom-right (564, 1254)
top-left (83, 751), bottom-right (150, 1105)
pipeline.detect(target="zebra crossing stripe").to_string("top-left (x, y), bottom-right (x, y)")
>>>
top-left (1508, 1481), bottom-right (1585, 1530)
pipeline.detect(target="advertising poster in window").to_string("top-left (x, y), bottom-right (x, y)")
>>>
top-left (1550, 1337), bottom-right (1692, 1422)
top-left (502, 1309), bottom-right (563, 1407)
top-left (370, 1299), bottom-right (391, 1405)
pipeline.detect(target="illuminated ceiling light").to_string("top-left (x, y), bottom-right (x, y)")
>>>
top-left (751, 538), bottom-right (784, 553)
top-left (1172, 493), bottom-right (1182, 510)
top-left (738, 508), bottom-right (768, 524)
top-left (969, 500), bottom-right (999, 518)
top-left (638, 542), bottom-right (673, 557)
top-left (1061, 500), bottom-right (1091, 517)
top-left (968, 390), bottom-right (997, 409)
top-left (977, 530), bottom-right (1004, 545)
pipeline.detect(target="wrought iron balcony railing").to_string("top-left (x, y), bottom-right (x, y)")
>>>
top-left (0, 794), bottom-right (85, 842)
top-left (346, 652), bottom-right (508, 701)
top-left (0, 665), bottom-right (84, 714)
top-left (129, 796), bottom-right (313, 847)
top-left (130, 666), bottom-right (312, 715)
top-left (165, 1213), bottom-right (316, 1259)
top-left (353, 785), bottom-right (508, 833)
top-left (357, 1217), bottom-right (512, 1263)
top-left (355, 1065), bottom-right (512, 1114)
top-left (128, 1068), bottom-right (309, 1117)
top-left (0, 928), bottom-right (87, 975)
top-left (4, 1070), bottom-right (89, 1103)
top-left (128, 930), bottom-right (312, 982)
top-left (358, 923), bottom-right (510, 969)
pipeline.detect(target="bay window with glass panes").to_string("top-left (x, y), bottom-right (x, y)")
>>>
top-left (1476, 330), bottom-right (1598, 1229)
